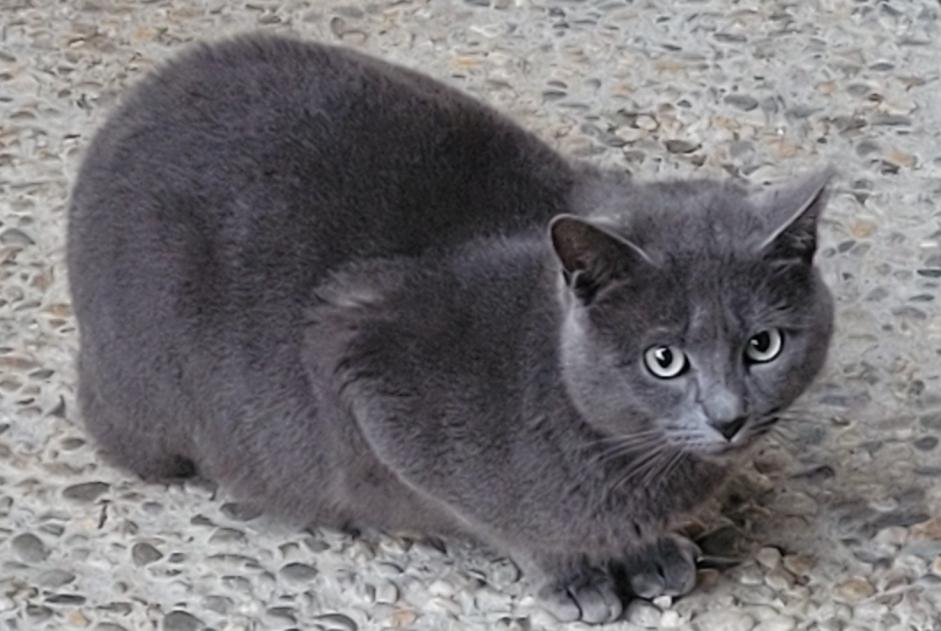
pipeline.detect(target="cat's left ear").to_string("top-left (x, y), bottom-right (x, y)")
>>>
top-left (755, 168), bottom-right (834, 264)
top-left (549, 215), bottom-right (651, 305)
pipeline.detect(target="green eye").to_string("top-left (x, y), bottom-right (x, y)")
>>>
top-left (746, 329), bottom-right (784, 363)
top-left (643, 345), bottom-right (688, 379)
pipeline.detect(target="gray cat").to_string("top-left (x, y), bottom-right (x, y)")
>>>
top-left (67, 33), bottom-right (834, 622)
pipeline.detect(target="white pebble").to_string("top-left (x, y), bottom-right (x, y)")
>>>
top-left (624, 600), bottom-right (661, 628)
top-left (473, 586), bottom-right (509, 612)
top-left (737, 565), bottom-right (765, 585)
top-left (756, 547), bottom-right (782, 570)
top-left (660, 610), bottom-right (682, 628)
top-left (765, 569), bottom-right (795, 591)
top-left (694, 609), bottom-right (756, 631)
top-left (635, 114), bottom-right (658, 130)
top-left (375, 580), bottom-right (399, 604)
top-left (428, 579), bottom-right (456, 597)
top-left (754, 615), bottom-right (796, 631)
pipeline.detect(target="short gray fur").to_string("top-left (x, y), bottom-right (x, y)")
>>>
top-left (67, 33), bottom-right (834, 622)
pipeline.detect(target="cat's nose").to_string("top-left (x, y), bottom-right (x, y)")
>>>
top-left (709, 416), bottom-right (748, 442)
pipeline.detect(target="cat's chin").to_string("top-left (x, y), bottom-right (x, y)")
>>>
top-left (696, 439), bottom-right (761, 464)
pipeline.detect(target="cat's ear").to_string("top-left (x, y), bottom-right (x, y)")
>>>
top-left (549, 215), bottom-right (651, 305)
top-left (755, 168), bottom-right (834, 263)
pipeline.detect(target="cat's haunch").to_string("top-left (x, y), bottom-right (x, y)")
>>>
top-left (67, 33), bottom-right (834, 623)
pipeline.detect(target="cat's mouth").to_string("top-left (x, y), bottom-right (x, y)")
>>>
top-left (712, 414), bottom-right (779, 456)
top-left (670, 414), bottom-right (779, 458)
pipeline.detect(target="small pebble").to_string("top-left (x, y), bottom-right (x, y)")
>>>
top-left (428, 578), bottom-right (456, 597)
top-left (694, 609), bottom-right (756, 631)
top-left (652, 595), bottom-right (672, 609)
top-left (754, 616), bottom-right (797, 631)
top-left (316, 612), bottom-right (358, 631)
top-left (724, 94), bottom-right (759, 111)
top-left (67, 610), bottom-right (91, 626)
top-left (375, 580), bottom-right (399, 604)
top-left (487, 558), bottom-right (520, 587)
top-left (12, 532), bottom-right (48, 562)
top-left (387, 609), bottom-right (418, 628)
top-left (834, 577), bottom-right (876, 603)
top-left (132, 542), bottom-right (164, 566)
top-left (63, 482), bottom-right (110, 503)
top-left (635, 114), bottom-right (658, 130)
top-left (163, 611), bottom-right (203, 631)
top-left (624, 600), bottom-right (661, 627)
top-left (737, 564), bottom-right (765, 585)
top-left (765, 568), bottom-right (795, 591)
top-left (204, 595), bottom-right (233, 614)
top-left (756, 547), bottom-right (782, 570)
top-left (932, 556), bottom-right (941, 576)
top-left (665, 139), bottom-right (700, 154)
top-left (220, 502), bottom-right (262, 522)
top-left (911, 518), bottom-right (941, 540)
top-left (660, 610), bottom-right (682, 628)
top-left (783, 554), bottom-right (815, 576)
top-left (279, 562), bottom-right (318, 583)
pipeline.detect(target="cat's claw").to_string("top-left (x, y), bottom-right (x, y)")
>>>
top-left (540, 570), bottom-right (623, 624)
top-left (622, 534), bottom-right (700, 599)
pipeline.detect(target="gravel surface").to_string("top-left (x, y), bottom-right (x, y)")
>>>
top-left (2, 0), bottom-right (941, 629)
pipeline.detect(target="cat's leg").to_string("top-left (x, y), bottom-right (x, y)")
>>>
top-left (528, 553), bottom-right (624, 624)
top-left (615, 533), bottom-right (700, 599)
top-left (78, 354), bottom-right (196, 481)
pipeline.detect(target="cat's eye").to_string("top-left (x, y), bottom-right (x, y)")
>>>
top-left (745, 329), bottom-right (784, 364)
top-left (643, 345), bottom-right (688, 379)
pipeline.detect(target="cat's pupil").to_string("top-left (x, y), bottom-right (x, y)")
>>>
top-left (654, 347), bottom-right (673, 367)
top-left (751, 332), bottom-right (770, 352)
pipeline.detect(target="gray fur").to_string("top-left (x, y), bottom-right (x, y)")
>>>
top-left (67, 33), bottom-right (834, 622)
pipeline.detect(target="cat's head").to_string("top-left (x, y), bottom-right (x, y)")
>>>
top-left (552, 170), bottom-right (834, 460)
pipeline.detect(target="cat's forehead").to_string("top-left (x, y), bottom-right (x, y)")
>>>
top-left (590, 183), bottom-right (768, 259)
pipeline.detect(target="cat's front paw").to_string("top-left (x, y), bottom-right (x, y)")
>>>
top-left (538, 567), bottom-right (623, 624)
top-left (619, 534), bottom-right (700, 599)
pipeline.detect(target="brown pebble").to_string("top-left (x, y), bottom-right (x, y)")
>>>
top-left (834, 577), bottom-right (875, 603)
top-left (911, 517), bottom-right (941, 541)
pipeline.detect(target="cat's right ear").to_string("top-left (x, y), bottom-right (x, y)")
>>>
top-left (549, 215), bottom-right (651, 305)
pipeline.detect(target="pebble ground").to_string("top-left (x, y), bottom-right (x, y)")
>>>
top-left (2, 0), bottom-right (941, 629)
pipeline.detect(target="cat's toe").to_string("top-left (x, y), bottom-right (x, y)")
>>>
top-left (539, 570), bottom-right (623, 624)
top-left (623, 534), bottom-right (700, 599)
top-left (571, 579), bottom-right (623, 624)
top-left (539, 587), bottom-right (582, 623)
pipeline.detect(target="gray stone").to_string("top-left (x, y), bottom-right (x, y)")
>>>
top-left (664, 139), bottom-right (700, 154)
top-left (132, 542), bottom-right (164, 566)
top-left (279, 562), bottom-right (318, 583)
top-left (12, 532), bottom-right (48, 562)
top-left (724, 94), bottom-right (760, 111)
top-left (163, 610), bottom-right (203, 631)
top-left (220, 502), bottom-right (262, 521)
top-left (63, 481), bottom-right (110, 502)
top-left (203, 595), bottom-right (233, 615)
top-left (316, 612), bottom-right (358, 631)
top-left (38, 569), bottom-right (76, 587)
